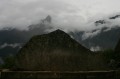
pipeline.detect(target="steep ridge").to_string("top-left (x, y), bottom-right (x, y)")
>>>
top-left (15, 30), bottom-right (110, 71)
top-left (115, 39), bottom-right (120, 53)
top-left (15, 29), bottom-right (92, 71)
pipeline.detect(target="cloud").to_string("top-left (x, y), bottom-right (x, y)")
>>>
top-left (0, 0), bottom-right (120, 31)
top-left (0, 43), bottom-right (21, 49)
top-left (82, 30), bottom-right (101, 40)
top-left (81, 14), bottom-right (120, 40)
top-left (90, 46), bottom-right (101, 51)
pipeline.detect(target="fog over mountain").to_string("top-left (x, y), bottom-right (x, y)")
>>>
top-left (0, 0), bottom-right (120, 57)
top-left (1, 0), bottom-right (120, 31)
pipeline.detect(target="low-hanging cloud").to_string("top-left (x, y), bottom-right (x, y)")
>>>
top-left (82, 30), bottom-right (101, 40)
top-left (0, 0), bottom-right (120, 32)
top-left (90, 46), bottom-right (101, 52)
top-left (81, 15), bottom-right (120, 40)
top-left (0, 43), bottom-right (21, 49)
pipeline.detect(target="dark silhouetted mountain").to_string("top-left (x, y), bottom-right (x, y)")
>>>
top-left (115, 38), bottom-right (120, 53)
top-left (0, 29), bottom-right (28, 57)
top-left (114, 38), bottom-right (120, 67)
top-left (71, 27), bottom-right (120, 50)
top-left (15, 29), bottom-right (95, 71)
top-left (0, 16), bottom-right (53, 57)
top-left (0, 46), bottom-right (20, 57)
top-left (71, 14), bottom-right (120, 50)
top-left (42, 15), bottom-right (52, 23)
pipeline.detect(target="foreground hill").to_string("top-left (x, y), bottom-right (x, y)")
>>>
top-left (15, 30), bottom-right (109, 71)
top-left (16, 29), bottom-right (91, 71)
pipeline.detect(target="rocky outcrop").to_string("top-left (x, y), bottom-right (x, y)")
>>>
top-left (115, 39), bottom-right (120, 53)
top-left (15, 29), bottom-right (92, 71)
top-left (115, 38), bottom-right (120, 63)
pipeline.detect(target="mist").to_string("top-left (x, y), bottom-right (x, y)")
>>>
top-left (0, 0), bottom-right (120, 32)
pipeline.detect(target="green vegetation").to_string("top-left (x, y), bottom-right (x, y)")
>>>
top-left (1, 46), bottom-right (120, 71)
top-left (1, 55), bottom-right (15, 69)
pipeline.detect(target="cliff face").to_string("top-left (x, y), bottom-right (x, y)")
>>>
top-left (15, 29), bottom-right (90, 71)
top-left (115, 39), bottom-right (120, 53)
top-left (15, 30), bottom-right (108, 71)
top-left (115, 39), bottom-right (120, 62)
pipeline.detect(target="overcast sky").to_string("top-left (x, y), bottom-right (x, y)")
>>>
top-left (0, 0), bottom-right (120, 31)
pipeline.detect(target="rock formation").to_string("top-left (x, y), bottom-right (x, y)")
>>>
top-left (15, 30), bottom-right (108, 71)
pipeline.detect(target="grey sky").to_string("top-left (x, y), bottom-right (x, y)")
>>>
top-left (0, 0), bottom-right (120, 31)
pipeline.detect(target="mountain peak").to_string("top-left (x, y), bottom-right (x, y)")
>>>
top-left (51, 29), bottom-right (66, 34)
top-left (44, 15), bottom-right (52, 23)
top-left (50, 29), bottom-right (70, 38)
top-left (16, 29), bottom-right (91, 71)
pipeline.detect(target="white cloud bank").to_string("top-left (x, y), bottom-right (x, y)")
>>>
top-left (0, 0), bottom-right (120, 32)
top-left (82, 30), bottom-right (101, 40)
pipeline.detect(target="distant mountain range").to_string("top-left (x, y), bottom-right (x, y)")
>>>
top-left (0, 15), bottom-right (53, 57)
top-left (0, 15), bottom-right (120, 57)
top-left (71, 27), bottom-right (120, 51)
top-left (70, 14), bottom-right (120, 51)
